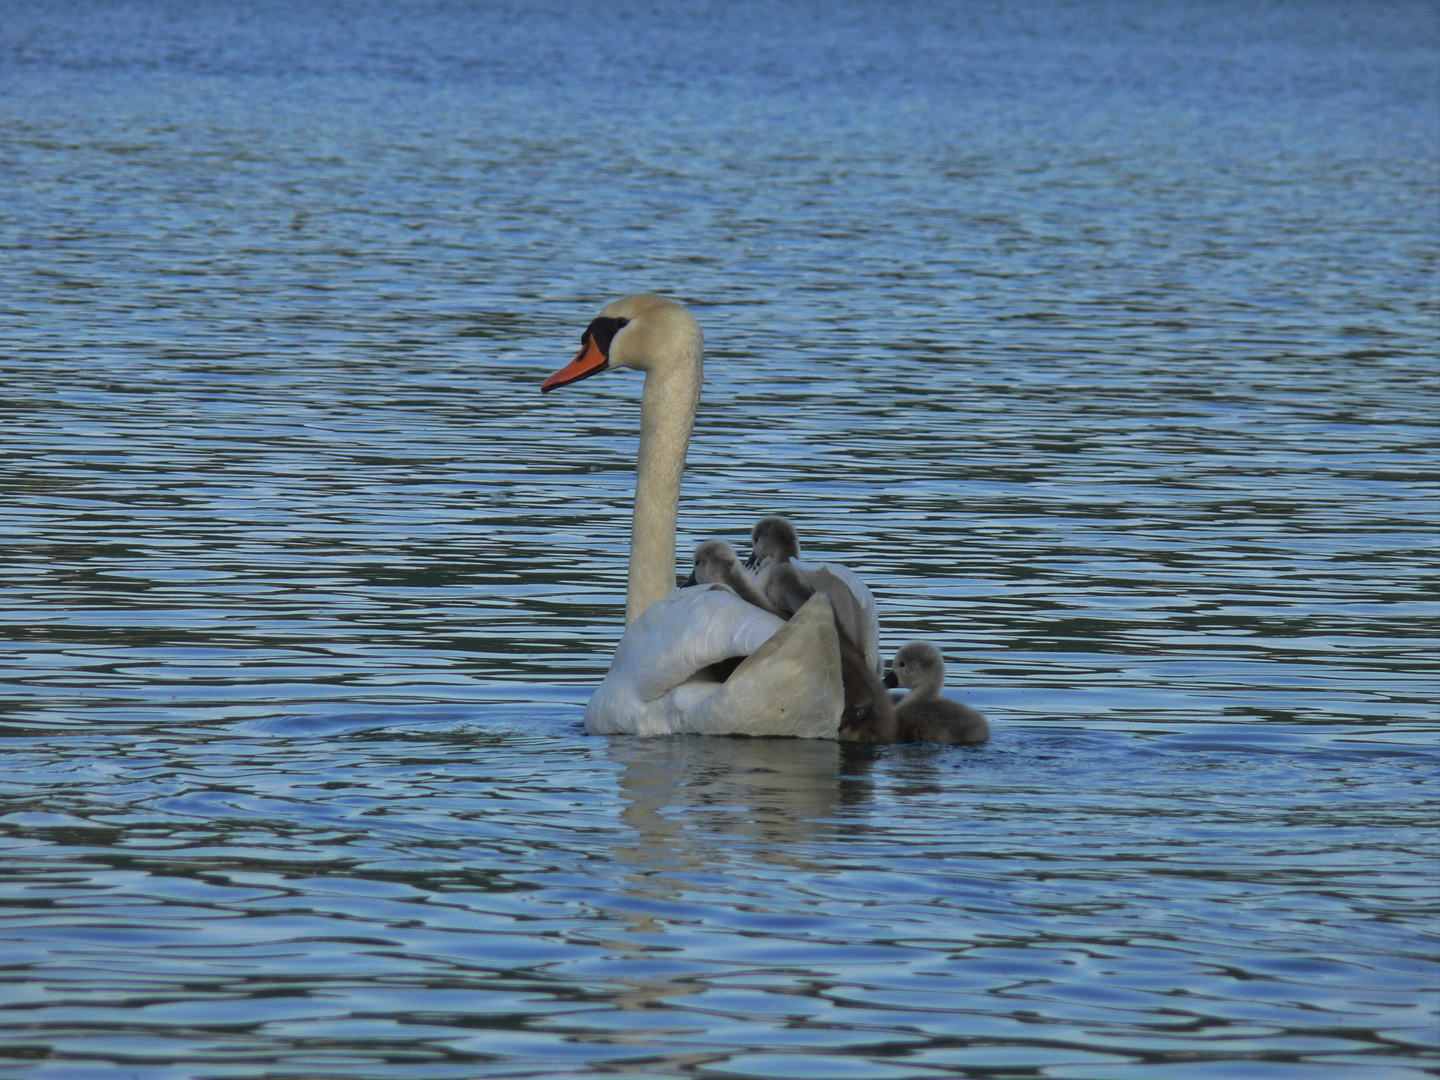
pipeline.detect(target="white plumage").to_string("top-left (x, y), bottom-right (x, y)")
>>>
top-left (584, 586), bottom-right (843, 738)
top-left (543, 294), bottom-right (872, 738)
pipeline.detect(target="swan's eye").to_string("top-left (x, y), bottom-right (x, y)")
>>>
top-left (583, 316), bottom-right (630, 356)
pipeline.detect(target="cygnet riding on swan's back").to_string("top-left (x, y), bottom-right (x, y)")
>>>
top-left (748, 516), bottom-right (800, 575)
top-left (746, 516), bottom-right (883, 678)
top-left (542, 294), bottom-right (859, 737)
top-left (684, 540), bottom-right (775, 613)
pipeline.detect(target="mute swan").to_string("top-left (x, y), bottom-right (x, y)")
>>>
top-left (542, 294), bottom-right (846, 738)
top-left (745, 516), bottom-right (883, 677)
top-left (844, 641), bottom-right (990, 744)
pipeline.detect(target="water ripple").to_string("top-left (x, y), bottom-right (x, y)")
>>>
top-left (2, 0), bottom-right (1437, 1076)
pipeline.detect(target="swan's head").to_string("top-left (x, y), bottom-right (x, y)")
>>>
top-left (747, 516), bottom-right (801, 571)
top-left (887, 641), bottom-right (946, 692)
top-left (542, 293), bottom-right (703, 393)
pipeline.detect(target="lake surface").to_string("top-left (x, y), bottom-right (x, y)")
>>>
top-left (2, 1), bottom-right (1437, 1076)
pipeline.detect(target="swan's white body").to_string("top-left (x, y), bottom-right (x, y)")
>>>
top-left (543, 294), bottom-right (859, 738)
top-left (584, 586), bottom-right (843, 737)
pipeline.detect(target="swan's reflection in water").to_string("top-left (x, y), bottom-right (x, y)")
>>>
top-left (586, 737), bottom-right (875, 1015)
top-left (607, 736), bottom-right (873, 864)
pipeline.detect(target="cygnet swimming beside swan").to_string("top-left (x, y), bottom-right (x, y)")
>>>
top-left (841, 641), bottom-right (990, 745)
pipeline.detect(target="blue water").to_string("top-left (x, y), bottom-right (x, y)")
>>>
top-left (2, 1), bottom-right (1437, 1076)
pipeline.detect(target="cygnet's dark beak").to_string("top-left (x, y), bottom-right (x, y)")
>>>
top-left (681, 570), bottom-right (698, 588)
top-left (883, 670), bottom-right (899, 689)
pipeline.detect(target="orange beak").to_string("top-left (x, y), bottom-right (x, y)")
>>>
top-left (542, 335), bottom-right (608, 393)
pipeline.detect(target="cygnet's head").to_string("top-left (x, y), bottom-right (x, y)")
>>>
top-left (686, 539), bottom-right (741, 587)
top-left (542, 294), bottom-right (702, 392)
top-left (886, 641), bottom-right (946, 692)
top-left (747, 516), bottom-right (800, 571)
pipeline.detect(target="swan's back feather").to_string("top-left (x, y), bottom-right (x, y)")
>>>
top-left (585, 587), bottom-right (843, 737)
top-left (792, 559), bottom-right (881, 675)
top-left (683, 593), bottom-right (843, 737)
top-left (606, 583), bottom-right (783, 701)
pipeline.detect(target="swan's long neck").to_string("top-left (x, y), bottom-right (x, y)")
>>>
top-left (628, 360), bottom-right (701, 624)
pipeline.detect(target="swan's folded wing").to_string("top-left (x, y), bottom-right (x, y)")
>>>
top-left (585, 584), bottom-right (786, 735)
top-left (793, 559), bottom-right (882, 675)
top-left (622, 585), bottom-right (786, 701)
top-left (682, 592), bottom-right (843, 739)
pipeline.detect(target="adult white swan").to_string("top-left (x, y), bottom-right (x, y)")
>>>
top-left (542, 294), bottom-right (845, 737)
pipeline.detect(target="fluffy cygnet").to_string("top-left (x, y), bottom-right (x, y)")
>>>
top-left (746, 516), bottom-right (801, 573)
top-left (685, 539), bottom-right (776, 613)
top-left (886, 641), bottom-right (990, 745)
top-left (760, 561), bottom-right (814, 620)
top-left (743, 518), bottom-right (814, 618)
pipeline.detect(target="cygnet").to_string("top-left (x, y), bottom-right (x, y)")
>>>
top-left (886, 641), bottom-right (990, 745)
top-left (746, 516), bottom-right (801, 574)
top-left (684, 539), bottom-right (776, 613)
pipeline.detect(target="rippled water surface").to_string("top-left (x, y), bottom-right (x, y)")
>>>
top-left (3, 1), bottom-right (1438, 1076)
